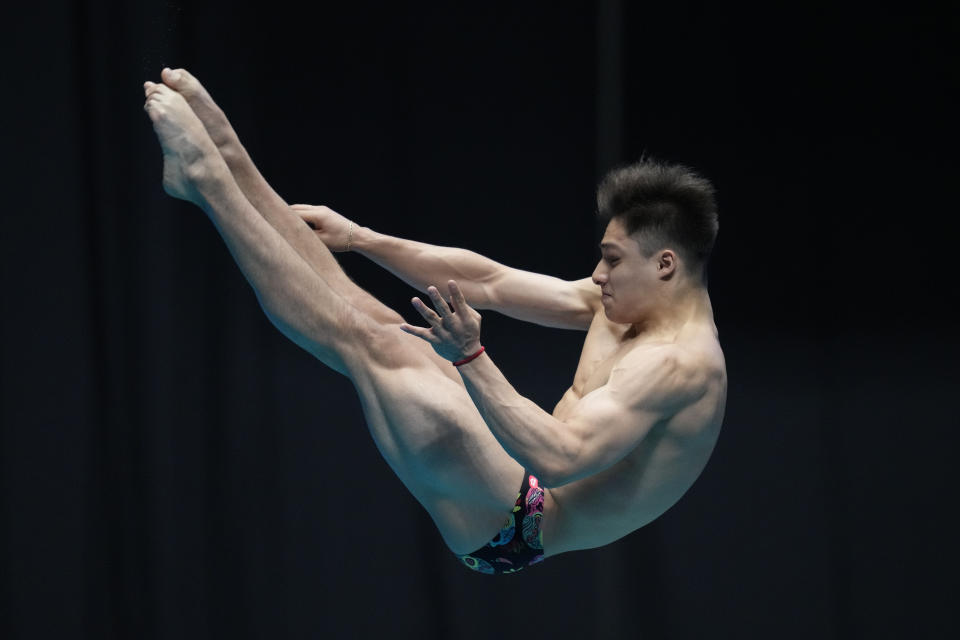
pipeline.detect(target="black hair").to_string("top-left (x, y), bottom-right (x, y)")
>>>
top-left (597, 157), bottom-right (718, 275)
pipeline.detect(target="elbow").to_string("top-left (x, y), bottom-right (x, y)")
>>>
top-left (537, 465), bottom-right (579, 489)
top-left (535, 468), bottom-right (565, 488)
top-left (475, 266), bottom-right (509, 310)
top-left (533, 434), bottom-right (582, 488)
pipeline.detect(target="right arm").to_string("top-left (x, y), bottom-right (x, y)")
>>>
top-left (291, 205), bottom-right (600, 330)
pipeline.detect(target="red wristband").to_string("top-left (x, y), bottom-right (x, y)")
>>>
top-left (453, 346), bottom-right (485, 367)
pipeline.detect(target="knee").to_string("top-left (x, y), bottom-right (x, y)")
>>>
top-left (356, 320), bottom-right (438, 371)
top-left (360, 321), bottom-right (411, 366)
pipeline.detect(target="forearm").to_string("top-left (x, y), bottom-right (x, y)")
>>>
top-left (456, 352), bottom-right (575, 484)
top-left (351, 227), bottom-right (501, 307)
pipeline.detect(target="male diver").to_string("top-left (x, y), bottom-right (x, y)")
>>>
top-left (143, 67), bottom-right (726, 574)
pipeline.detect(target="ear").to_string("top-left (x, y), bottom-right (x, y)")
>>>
top-left (656, 250), bottom-right (677, 279)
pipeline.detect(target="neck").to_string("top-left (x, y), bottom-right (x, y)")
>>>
top-left (629, 282), bottom-right (713, 340)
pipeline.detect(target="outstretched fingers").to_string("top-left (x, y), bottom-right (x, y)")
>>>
top-left (407, 282), bottom-right (467, 329)
top-left (447, 280), bottom-right (469, 313)
top-left (425, 285), bottom-right (453, 318)
top-left (400, 288), bottom-right (448, 345)
top-left (399, 320), bottom-right (436, 343)
top-left (399, 298), bottom-right (440, 345)
top-left (400, 280), bottom-right (482, 360)
top-left (410, 295), bottom-right (441, 326)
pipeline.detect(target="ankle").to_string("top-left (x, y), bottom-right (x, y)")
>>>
top-left (217, 139), bottom-right (245, 166)
top-left (184, 153), bottom-right (230, 193)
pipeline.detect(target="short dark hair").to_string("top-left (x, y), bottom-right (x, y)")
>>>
top-left (597, 157), bottom-right (718, 275)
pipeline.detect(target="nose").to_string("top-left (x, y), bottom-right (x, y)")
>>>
top-left (592, 259), bottom-right (607, 285)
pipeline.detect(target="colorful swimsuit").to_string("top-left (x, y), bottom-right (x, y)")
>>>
top-left (457, 473), bottom-right (545, 575)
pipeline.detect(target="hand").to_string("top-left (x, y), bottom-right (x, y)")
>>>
top-left (289, 204), bottom-right (356, 252)
top-left (400, 280), bottom-right (483, 362)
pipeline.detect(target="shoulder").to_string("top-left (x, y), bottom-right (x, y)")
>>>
top-left (610, 341), bottom-right (722, 413)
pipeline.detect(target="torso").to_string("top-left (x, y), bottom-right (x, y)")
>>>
top-left (542, 305), bottom-right (727, 556)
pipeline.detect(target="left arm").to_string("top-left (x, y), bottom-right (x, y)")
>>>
top-left (401, 281), bottom-right (706, 486)
top-left (456, 344), bottom-right (697, 486)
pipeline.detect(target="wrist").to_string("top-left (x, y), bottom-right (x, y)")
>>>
top-left (350, 225), bottom-right (376, 253)
top-left (453, 344), bottom-right (485, 367)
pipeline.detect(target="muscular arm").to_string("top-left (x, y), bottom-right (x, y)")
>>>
top-left (356, 228), bottom-right (599, 329)
top-left (456, 345), bottom-right (707, 487)
top-left (292, 205), bottom-right (600, 330)
top-left (402, 281), bottom-right (712, 486)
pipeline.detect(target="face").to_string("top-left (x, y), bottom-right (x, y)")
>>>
top-left (591, 218), bottom-right (664, 323)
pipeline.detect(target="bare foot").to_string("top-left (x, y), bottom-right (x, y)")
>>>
top-left (143, 81), bottom-right (223, 204)
top-left (159, 67), bottom-right (239, 153)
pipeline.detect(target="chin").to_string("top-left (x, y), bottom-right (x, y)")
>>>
top-left (602, 306), bottom-right (626, 324)
top-left (603, 301), bottom-right (641, 325)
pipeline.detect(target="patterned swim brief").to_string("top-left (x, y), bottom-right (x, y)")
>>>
top-left (457, 473), bottom-right (545, 575)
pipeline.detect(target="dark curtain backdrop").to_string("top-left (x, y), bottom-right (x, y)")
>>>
top-left (3, 1), bottom-right (957, 638)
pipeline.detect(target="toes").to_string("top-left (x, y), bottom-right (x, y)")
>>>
top-left (145, 83), bottom-right (171, 99)
top-left (162, 67), bottom-right (198, 92)
top-left (160, 67), bottom-right (181, 86)
top-left (143, 83), bottom-right (184, 117)
top-left (143, 100), bottom-right (162, 120)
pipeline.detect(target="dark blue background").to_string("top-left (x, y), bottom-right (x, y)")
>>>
top-left (3, 1), bottom-right (956, 638)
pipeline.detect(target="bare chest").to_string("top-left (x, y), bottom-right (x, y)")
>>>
top-left (552, 315), bottom-right (634, 420)
top-left (543, 309), bottom-right (727, 555)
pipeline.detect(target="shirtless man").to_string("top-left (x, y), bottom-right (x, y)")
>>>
top-left (143, 67), bottom-right (726, 575)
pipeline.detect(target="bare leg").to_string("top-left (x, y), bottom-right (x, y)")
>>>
top-left (143, 81), bottom-right (523, 553)
top-left (153, 68), bottom-right (403, 328)
top-left (147, 70), bottom-right (460, 384)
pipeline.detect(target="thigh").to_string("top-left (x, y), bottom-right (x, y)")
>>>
top-left (344, 325), bottom-right (525, 553)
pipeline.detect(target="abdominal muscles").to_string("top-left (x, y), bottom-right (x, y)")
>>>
top-left (545, 383), bottom-right (723, 556)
